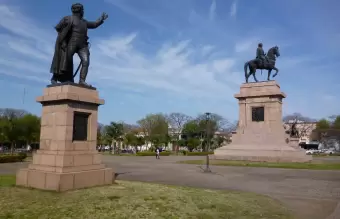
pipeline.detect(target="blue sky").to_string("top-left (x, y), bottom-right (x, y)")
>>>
top-left (0, 0), bottom-right (339, 124)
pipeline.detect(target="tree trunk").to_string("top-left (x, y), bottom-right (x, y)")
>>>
top-left (10, 142), bottom-right (14, 155)
top-left (111, 139), bottom-right (115, 154)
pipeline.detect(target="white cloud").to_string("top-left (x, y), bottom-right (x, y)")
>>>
top-left (1, 2), bottom-right (338, 120)
top-left (104, 0), bottom-right (165, 30)
top-left (201, 45), bottom-right (214, 56)
top-left (0, 4), bottom-right (240, 102)
top-left (209, 0), bottom-right (216, 21)
top-left (234, 38), bottom-right (258, 53)
top-left (230, 1), bottom-right (237, 18)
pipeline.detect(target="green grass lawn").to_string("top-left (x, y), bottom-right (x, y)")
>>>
top-left (0, 175), bottom-right (293, 219)
top-left (178, 160), bottom-right (340, 170)
top-left (313, 153), bottom-right (340, 157)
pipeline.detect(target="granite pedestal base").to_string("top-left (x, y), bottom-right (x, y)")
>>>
top-left (212, 144), bottom-right (311, 163)
top-left (213, 81), bottom-right (312, 163)
top-left (16, 168), bottom-right (113, 192)
top-left (16, 83), bottom-right (114, 191)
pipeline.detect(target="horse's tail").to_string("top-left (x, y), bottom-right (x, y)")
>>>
top-left (244, 61), bottom-right (249, 78)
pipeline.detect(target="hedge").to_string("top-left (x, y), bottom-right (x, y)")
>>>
top-left (0, 153), bottom-right (27, 163)
top-left (136, 152), bottom-right (171, 156)
top-left (181, 151), bottom-right (214, 156)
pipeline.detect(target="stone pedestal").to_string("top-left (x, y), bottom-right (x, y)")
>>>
top-left (16, 83), bottom-right (114, 191)
top-left (213, 81), bottom-right (312, 162)
top-left (289, 137), bottom-right (300, 149)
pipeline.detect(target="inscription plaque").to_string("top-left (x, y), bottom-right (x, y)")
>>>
top-left (73, 112), bottom-right (90, 141)
top-left (251, 107), bottom-right (264, 122)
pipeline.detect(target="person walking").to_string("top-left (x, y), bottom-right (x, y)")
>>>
top-left (156, 148), bottom-right (160, 159)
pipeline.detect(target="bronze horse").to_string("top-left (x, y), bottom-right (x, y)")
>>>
top-left (244, 46), bottom-right (280, 83)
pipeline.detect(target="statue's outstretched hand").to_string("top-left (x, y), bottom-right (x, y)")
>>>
top-left (101, 12), bottom-right (108, 21)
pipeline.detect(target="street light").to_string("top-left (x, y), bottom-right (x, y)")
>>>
top-left (204, 112), bottom-right (212, 173)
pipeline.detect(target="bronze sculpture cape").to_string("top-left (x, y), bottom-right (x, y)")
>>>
top-left (244, 45), bottom-right (280, 83)
top-left (49, 3), bottom-right (108, 87)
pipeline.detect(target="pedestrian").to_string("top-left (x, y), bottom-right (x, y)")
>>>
top-left (156, 148), bottom-right (160, 159)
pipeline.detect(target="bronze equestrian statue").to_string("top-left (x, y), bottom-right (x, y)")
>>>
top-left (50, 3), bottom-right (108, 87)
top-left (244, 43), bottom-right (281, 83)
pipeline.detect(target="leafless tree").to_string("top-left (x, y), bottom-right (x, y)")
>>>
top-left (166, 112), bottom-right (192, 151)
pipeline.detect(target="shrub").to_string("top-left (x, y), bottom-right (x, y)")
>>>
top-left (0, 153), bottom-right (27, 163)
top-left (136, 152), bottom-right (171, 156)
top-left (180, 150), bottom-right (187, 155)
top-left (186, 152), bottom-right (214, 156)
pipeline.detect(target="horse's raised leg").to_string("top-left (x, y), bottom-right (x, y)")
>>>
top-left (272, 67), bottom-right (279, 78)
top-left (267, 69), bottom-right (272, 81)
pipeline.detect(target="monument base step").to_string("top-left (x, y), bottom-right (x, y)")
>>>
top-left (212, 145), bottom-right (312, 163)
top-left (16, 167), bottom-right (114, 192)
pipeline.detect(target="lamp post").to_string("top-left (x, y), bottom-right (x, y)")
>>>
top-left (204, 112), bottom-right (212, 173)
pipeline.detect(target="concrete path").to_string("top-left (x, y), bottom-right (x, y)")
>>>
top-left (1, 155), bottom-right (340, 219)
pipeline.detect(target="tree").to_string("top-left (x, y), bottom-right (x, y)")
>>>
top-left (283, 113), bottom-right (316, 122)
top-left (331, 116), bottom-right (340, 129)
top-left (182, 120), bottom-right (201, 139)
top-left (18, 114), bottom-right (41, 145)
top-left (316, 119), bottom-right (331, 130)
top-left (124, 132), bottom-right (138, 151)
top-left (181, 120), bottom-right (204, 151)
top-left (0, 108), bottom-right (29, 153)
top-left (166, 112), bottom-right (191, 151)
top-left (137, 113), bottom-right (169, 149)
top-left (104, 122), bottom-right (124, 153)
top-left (187, 138), bottom-right (201, 151)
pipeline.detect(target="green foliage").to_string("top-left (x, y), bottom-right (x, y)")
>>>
top-left (182, 120), bottom-right (201, 138)
top-left (0, 153), bottom-right (27, 163)
top-left (316, 119), bottom-right (330, 130)
top-left (137, 113), bottom-right (169, 147)
top-left (0, 109), bottom-right (40, 152)
top-left (187, 138), bottom-right (201, 150)
top-left (104, 122), bottom-right (124, 141)
top-left (124, 132), bottom-right (138, 146)
top-left (17, 114), bottom-right (41, 143)
top-left (136, 151), bottom-right (171, 156)
top-left (215, 136), bottom-right (226, 147)
top-left (332, 116), bottom-right (340, 129)
top-left (177, 139), bottom-right (186, 147)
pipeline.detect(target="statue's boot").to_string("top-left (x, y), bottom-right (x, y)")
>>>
top-left (51, 75), bottom-right (57, 85)
top-left (79, 66), bottom-right (92, 87)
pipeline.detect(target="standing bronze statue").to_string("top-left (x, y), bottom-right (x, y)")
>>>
top-left (244, 43), bottom-right (280, 83)
top-left (50, 3), bottom-right (108, 87)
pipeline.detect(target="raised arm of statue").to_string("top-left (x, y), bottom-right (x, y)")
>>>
top-left (86, 18), bottom-right (104, 29)
top-left (55, 16), bottom-right (70, 32)
top-left (87, 12), bottom-right (108, 29)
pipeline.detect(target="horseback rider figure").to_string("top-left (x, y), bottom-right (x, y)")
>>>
top-left (256, 43), bottom-right (268, 68)
top-left (244, 43), bottom-right (280, 83)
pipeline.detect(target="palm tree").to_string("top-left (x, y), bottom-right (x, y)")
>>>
top-left (104, 122), bottom-right (124, 154)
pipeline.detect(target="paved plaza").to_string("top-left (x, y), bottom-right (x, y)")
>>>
top-left (1, 155), bottom-right (340, 219)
